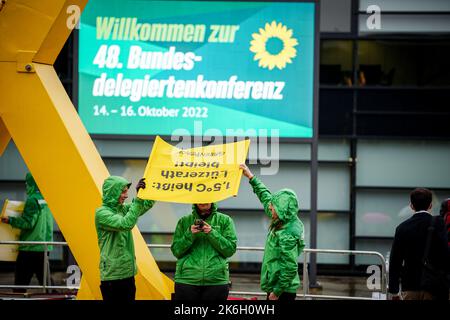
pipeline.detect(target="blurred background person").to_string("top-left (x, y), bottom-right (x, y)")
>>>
top-left (1, 173), bottom-right (53, 293)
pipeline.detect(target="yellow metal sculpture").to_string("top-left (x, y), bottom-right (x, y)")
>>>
top-left (0, 0), bottom-right (173, 299)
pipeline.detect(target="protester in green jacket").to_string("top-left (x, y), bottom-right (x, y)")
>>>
top-left (95, 176), bottom-right (154, 301)
top-left (1, 172), bottom-right (54, 293)
top-left (171, 202), bottom-right (237, 301)
top-left (240, 164), bottom-right (305, 300)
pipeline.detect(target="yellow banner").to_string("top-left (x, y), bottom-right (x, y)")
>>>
top-left (0, 200), bottom-right (24, 261)
top-left (138, 136), bottom-right (250, 203)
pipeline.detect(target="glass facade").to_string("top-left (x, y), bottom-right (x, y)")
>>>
top-left (359, 0), bottom-right (450, 12)
top-left (320, 0), bottom-right (352, 33)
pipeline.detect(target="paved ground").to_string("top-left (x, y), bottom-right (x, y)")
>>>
top-left (0, 271), bottom-right (378, 300)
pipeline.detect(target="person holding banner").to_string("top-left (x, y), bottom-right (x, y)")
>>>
top-left (95, 176), bottom-right (154, 301)
top-left (1, 172), bottom-right (54, 293)
top-left (171, 202), bottom-right (237, 301)
top-left (240, 164), bottom-right (305, 301)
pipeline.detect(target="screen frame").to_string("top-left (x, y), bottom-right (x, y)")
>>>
top-left (72, 0), bottom-right (320, 143)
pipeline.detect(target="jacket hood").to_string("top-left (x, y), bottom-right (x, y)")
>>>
top-left (192, 203), bottom-right (218, 218)
top-left (102, 176), bottom-right (131, 208)
top-left (25, 173), bottom-right (39, 196)
top-left (271, 189), bottom-right (299, 222)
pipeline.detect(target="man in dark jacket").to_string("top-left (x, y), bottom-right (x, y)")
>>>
top-left (95, 176), bottom-right (154, 301)
top-left (1, 173), bottom-right (53, 293)
top-left (389, 188), bottom-right (449, 300)
top-left (171, 203), bottom-right (237, 301)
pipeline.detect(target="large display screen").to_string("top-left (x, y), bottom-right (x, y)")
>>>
top-left (77, 0), bottom-right (316, 138)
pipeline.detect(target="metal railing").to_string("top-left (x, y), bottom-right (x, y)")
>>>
top-left (148, 244), bottom-right (388, 300)
top-left (0, 241), bottom-right (78, 293)
top-left (0, 241), bottom-right (388, 299)
top-left (302, 248), bottom-right (387, 300)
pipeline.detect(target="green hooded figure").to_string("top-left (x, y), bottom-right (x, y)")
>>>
top-left (5, 172), bottom-right (54, 293)
top-left (9, 173), bottom-right (54, 252)
top-left (171, 203), bottom-right (237, 285)
top-left (95, 176), bottom-right (155, 283)
top-left (171, 202), bottom-right (237, 300)
top-left (241, 164), bottom-right (305, 300)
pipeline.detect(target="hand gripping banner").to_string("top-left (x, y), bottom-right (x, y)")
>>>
top-left (138, 136), bottom-right (250, 203)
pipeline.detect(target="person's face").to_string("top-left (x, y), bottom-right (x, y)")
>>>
top-left (269, 203), bottom-right (278, 220)
top-left (196, 203), bottom-right (212, 215)
top-left (119, 187), bottom-right (129, 204)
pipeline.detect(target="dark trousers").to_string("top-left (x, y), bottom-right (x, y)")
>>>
top-left (14, 251), bottom-right (47, 293)
top-left (100, 277), bottom-right (136, 301)
top-left (173, 283), bottom-right (229, 301)
top-left (266, 292), bottom-right (297, 301)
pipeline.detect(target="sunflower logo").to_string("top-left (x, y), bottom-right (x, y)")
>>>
top-left (250, 21), bottom-right (298, 70)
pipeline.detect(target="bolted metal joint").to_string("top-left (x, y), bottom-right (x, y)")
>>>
top-left (17, 62), bottom-right (35, 73)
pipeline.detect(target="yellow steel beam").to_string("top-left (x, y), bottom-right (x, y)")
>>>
top-left (0, 0), bottom-right (61, 62)
top-left (0, 0), bottom-right (172, 299)
top-left (0, 118), bottom-right (11, 156)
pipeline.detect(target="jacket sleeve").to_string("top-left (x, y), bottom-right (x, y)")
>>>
top-left (9, 198), bottom-right (40, 230)
top-left (171, 218), bottom-right (195, 259)
top-left (206, 217), bottom-right (237, 258)
top-left (96, 198), bottom-right (150, 232)
top-left (140, 199), bottom-right (155, 216)
top-left (249, 176), bottom-right (273, 219)
top-left (123, 199), bottom-right (155, 217)
top-left (273, 233), bottom-right (301, 297)
top-left (388, 227), bottom-right (403, 294)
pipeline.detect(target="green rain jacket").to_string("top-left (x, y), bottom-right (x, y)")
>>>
top-left (9, 173), bottom-right (54, 252)
top-left (95, 176), bottom-right (154, 281)
top-left (249, 176), bottom-right (305, 297)
top-left (171, 203), bottom-right (237, 286)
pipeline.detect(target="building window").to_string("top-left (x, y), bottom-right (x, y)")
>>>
top-left (359, 0), bottom-right (450, 34)
top-left (357, 40), bottom-right (450, 87)
top-left (359, 0), bottom-right (450, 13)
top-left (320, 40), bottom-right (354, 86)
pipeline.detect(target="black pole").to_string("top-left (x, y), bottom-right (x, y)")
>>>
top-left (349, 0), bottom-right (359, 269)
top-left (309, 0), bottom-right (321, 288)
